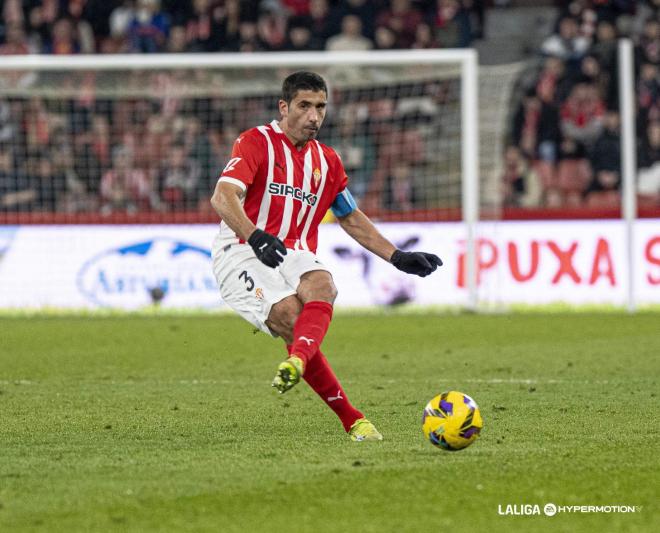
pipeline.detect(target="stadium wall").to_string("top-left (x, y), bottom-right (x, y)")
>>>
top-left (0, 221), bottom-right (658, 310)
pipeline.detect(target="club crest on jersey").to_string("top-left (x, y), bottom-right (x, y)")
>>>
top-left (268, 182), bottom-right (318, 206)
top-left (313, 168), bottom-right (321, 187)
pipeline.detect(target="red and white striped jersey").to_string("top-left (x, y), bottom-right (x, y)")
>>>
top-left (216, 120), bottom-right (348, 253)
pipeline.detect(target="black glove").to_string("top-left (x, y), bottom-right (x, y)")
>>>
top-left (390, 249), bottom-right (443, 277)
top-left (248, 229), bottom-right (287, 268)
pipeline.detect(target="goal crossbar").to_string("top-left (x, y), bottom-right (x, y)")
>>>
top-left (0, 50), bottom-right (477, 71)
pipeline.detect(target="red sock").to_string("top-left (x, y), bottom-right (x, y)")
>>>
top-left (303, 349), bottom-right (363, 432)
top-left (289, 301), bottom-right (333, 367)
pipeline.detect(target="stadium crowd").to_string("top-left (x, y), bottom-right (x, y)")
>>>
top-left (504, 0), bottom-right (659, 209)
top-left (0, 0), bottom-right (483, 55)
top-left (0, 0), bottom-right (657, 217)
top-left (0, 0), bottom-right (482, 217)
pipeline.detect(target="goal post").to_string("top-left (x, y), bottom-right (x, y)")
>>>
top-left (618, 39), bottom-right (637, 313)
top-left (0, 49), bottom-right (484, 309)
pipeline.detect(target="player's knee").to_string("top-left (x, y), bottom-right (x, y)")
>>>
top-left (298, 271), bottom-right (338, 304)
top-left (322, 280), bottom-right (338, 303)
top-left (267, 296), bottom-right (302, 340)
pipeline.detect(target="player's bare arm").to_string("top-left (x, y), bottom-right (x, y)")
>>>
top-left (210, 181), bottom-right (255, 240)
top-left (211, 180), bottom-right (287, 268)
top-left (338, 208), bottom-right (443, 277)
top-left (336, 208), bottom-right (397, 261)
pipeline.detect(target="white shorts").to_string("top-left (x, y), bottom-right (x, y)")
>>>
top-left (212, 243), bottom-right (330, 336)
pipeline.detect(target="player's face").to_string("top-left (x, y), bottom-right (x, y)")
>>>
top-left (279, 90), bottom-right (327, 148)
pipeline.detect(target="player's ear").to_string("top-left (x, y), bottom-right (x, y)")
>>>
top-left (278, 99), bottom-right (288, 118)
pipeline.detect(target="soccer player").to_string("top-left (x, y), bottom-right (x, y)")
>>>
top-left (211, 71), bottom-right (442, 441)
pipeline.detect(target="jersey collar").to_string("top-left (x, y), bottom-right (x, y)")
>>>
top-left (270, 120), bottom-right (313, 154)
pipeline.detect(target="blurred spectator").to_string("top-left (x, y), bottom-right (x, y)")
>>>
top-left (501, 145), bottom-right (526, 207)
top-left (0, 99), bottom-right (17, 143)
top-left (107, 0), bottom-right (136, 53)
top-left (412, 23), bottom-right (438, 49)
top-left (577, 55), bottom-right (609, 100)
top-left (308, 0), bottom-right (336, 48)
top-left (635, 17), bottom-right (659, 66)
top-left (181, 116), bottom-right (218, 207)
top-left (637, 120), bottom-right (660, 206)
top-left (0, 22), bottom-right (34, 54)
top-left (237, 20), bottom-right (265, 52)
top-left (540, 15), bottom-right (590, 65)
top-left (501, 145), bottom-right (541, 207)
top-left (24, 98), bottom-right (55, 153)
top-left (26, 3), bottom-right (51, 51)
top-left (586, 110), bottom-right (621, 207)
top-left (637, 62), bottom-right (659, 136)
top-left (100, 145), bottom-right (160, 215)
top-left (464, 0), bottom-right (484, 40)
top-left (73, 113), bottom-right (110, 195)
top-left (216, 0), bottom-right (243, 51)
top-left (560, 82), bottom-right (605, 148)
top-left (43, 17), bottom-right (94, 54)
top-left (257, 5), bottom-right (288, 50)
top-left (634, 1), bottom-right (660, 38)
top-left (591, 20), bottom-right (618, 74)
top-left (127, 0), bottom-right (170, 53)
top-left (557, 83), bottom-right (605, 206)
top-left (535, 56), bottom-right (569, 105)
top-left (0, 142), bottom-right (35, 212)
top-left (167, 25), bottom-right (188, 53)
top-left (555, 137), bottom-right (592, 207)
top-left (427, 0), bottom-right (473, 49)
top-left (281, 0), bottom-right (311, 17)
top-left (376, 0), bottom-right (422, 49)
top-left (365, 114), bottom-right (426, 211)
top-left (184, 0), bottom-right (225, 52)
top-left (284, 16), bottom-right (316, 51)
top-left (325, 14), bottom-right (372, 51)
top-left (2, 0), bottom-right (23, 27)
top-left (374, 25), bottom-right (397, 50)
top-left (81, 0), bottom-right (118, 46)
top-left (511, 86), bottom-right (560, 204)
top-left (62, 4), bottom-right (97, 54)
top-left (330, 0), bottom-right (377, 40)
top-left (382, 162), bottom-right (417, 211)
top-left (512, 88), bottom-right (542, 160)
top-left (638, 120), bottom-right (660, 173)
top-left (157, 142), bottom-right (201, 210)
top-left (28, 149), bottom-right (67, 212)
top-left (326, 106), bottom-right (376, 200)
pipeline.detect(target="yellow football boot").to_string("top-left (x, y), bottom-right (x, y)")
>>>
top-left (271, 356), bottom-right (304, 394)
top-left (348, 418), bottom-right (383, 442)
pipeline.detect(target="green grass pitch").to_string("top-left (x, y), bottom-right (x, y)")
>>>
top-left (0, 312), bottom-right (658, 532)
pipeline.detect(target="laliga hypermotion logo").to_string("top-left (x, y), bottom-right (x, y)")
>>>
top-left (76, 237), bottom-right (218, 308)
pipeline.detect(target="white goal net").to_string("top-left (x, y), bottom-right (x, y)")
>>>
top-left (0, 51), bottom-right (530, 310)
top-left (0, 51), bottom-right (523, 224)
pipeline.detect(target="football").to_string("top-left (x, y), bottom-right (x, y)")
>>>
top-left (422, 391), bottom-right (483, 451)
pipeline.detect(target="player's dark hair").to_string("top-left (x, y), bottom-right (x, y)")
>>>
top-left (281, 71), bottom-right (327, 104)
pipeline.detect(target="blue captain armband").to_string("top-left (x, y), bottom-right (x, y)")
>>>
top-left (330, 188), bottom-right (357, 218)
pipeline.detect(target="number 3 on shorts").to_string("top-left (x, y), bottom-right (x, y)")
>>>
top-left (239, 270), bottom-right (254, 291)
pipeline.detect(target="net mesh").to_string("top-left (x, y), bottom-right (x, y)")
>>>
top-left (0, 60), bottom-right (519, 222)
